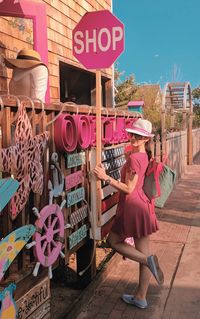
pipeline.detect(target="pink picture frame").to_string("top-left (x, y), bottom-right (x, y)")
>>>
top-left (0, 0), bottom-right (49, 102)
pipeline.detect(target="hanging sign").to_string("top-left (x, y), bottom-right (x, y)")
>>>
top-left (66, 187), bottom-right (85, 207)
top-left (72, 10), bottom-right (124, 69)
top-left (69, 204), bottom-right (88, 227)
top-left (66, 152), bottom-right (86, 168)
top-left (68, 224), bottom-right (87, 250)
top-left (65, 170), bottom-right (84, 191)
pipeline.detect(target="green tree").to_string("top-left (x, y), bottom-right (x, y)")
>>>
top-left (114, 67), bottom-right (138, 105)
top-left (192, 86), bottom-right (200, 128)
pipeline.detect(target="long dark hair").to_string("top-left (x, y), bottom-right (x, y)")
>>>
top-left (145, 140), bottom-right (152, 161)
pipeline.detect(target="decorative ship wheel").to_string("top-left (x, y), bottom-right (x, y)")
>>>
top-left (26, 200), bottom-right (70, 279)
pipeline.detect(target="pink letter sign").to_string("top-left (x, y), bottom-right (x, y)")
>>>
top-left (0, 0), bottom-right (49, 102)
top-left (65, 170), bottom-right (83, 191)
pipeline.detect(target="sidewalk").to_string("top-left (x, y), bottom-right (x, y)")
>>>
top-left (69, 164), bottom-right (200, 319)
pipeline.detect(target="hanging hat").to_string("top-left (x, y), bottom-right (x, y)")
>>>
top-left (125, 118), bottom-right (154, 137)
top-left (4, 49), bottom-right (47, 69)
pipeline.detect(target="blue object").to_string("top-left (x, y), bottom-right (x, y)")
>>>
top-left (0, 178), bottom-right (19, 213)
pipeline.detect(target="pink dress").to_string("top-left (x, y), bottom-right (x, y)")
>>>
top-left (111, 152), bottom-right (158, 239)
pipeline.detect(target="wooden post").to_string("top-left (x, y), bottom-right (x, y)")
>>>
top-left (187, 108), bottom-right (193, 165)
top-left (96, 70), bottom-right (102, 226)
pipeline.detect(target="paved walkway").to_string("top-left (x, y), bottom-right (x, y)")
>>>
top-left (68, 164), bottom-right (200, 319)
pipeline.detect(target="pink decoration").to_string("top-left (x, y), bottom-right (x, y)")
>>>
top-left (74, 115), bottom-right (92, 149)
top-left (72, 10), bottom-right (124, 69)
top-left (0, 103), bottom-right (49, 220)
top-left (102, 117), bottom-right (115, 144)
top-left (114, 117), bottom-right (127, 142)
top-left (34, 204), bottom-right (65, 268)
top-left (65, 170), bottom-right (83, 191)
top-left (90, 116), bottom-right (97, 146)
top-left (54, 114), bottom-right (77, 153)
top-left (54, 114), bottom-right (137, 150)
top-left (0, 0), bottom-right (49, 102)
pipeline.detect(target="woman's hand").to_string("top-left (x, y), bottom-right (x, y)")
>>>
top-left (93, 163), bottom-right (108, 181)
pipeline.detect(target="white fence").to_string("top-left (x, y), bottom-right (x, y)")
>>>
top-left (166, 131), bottom-right (187, 178)
top-left (192, 128), bottom-right (200, 161)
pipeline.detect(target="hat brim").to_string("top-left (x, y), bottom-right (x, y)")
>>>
top-left (125, 127), bottom-right (154, 137)
top-left (4, 58), bottom-right (47, 69)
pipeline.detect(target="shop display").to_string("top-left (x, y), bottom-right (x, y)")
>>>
top-left (4, 49), bottom-right (48, 102)
top-left (0, 225), bottom-right (36, 281)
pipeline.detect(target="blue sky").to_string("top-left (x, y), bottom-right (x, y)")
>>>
top-left (113, 0), bottom-right (199, 89)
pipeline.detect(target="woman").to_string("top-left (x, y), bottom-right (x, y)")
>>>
top-left (94, 118), bottom-right (164, 309)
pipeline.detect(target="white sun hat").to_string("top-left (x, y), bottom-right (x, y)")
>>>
top-left (125, 118), bottom-right (154, 137)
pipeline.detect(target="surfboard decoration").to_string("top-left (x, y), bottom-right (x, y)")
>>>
top-left (0, 283), bottom-right (17, 319)
top-left (26, 200), bottom-right (70, 279)
top-left (48, 152), bottom-right (64, 204)
top-left (0, 178), bottom-right (19, 214)
top-left (0, 225), bottom-right (36, 281)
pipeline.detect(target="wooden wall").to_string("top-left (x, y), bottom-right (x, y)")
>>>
top-left (0, 0), bottom-right (112, 103)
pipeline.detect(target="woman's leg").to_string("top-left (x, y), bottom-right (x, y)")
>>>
top-left (134, 235), bottom-right (151, 300)
top-left (107, 231), bottom-right (147, 265)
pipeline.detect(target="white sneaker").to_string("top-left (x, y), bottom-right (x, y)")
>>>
top-left (121, 294), bottom-right (148, 309)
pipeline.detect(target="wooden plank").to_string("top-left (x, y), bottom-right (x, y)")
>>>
top-left (16, 277), bottom-right (50, 319)
top-left (101, 204), bottom-right (117, 225)
top-left (101, 216), bottom-right (115, 238)
top-left (101, 184), bottom-right (117, 199)
top-left (101, 192), bottom-right (119, 213)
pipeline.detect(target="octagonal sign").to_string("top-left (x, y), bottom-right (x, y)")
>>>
top-left (72, 10), bottom-right (124, 69)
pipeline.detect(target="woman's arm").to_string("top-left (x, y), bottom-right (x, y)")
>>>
top-left (93, 164), bottom-right (138, 194)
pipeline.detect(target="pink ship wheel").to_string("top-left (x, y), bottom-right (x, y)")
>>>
top-left (34, 204), bottom-right (64, 267)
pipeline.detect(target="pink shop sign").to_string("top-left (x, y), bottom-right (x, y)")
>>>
top-left (72, 10), bottom-right (124, 69)
top-left (65, 170), bottom-right (84, 191)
